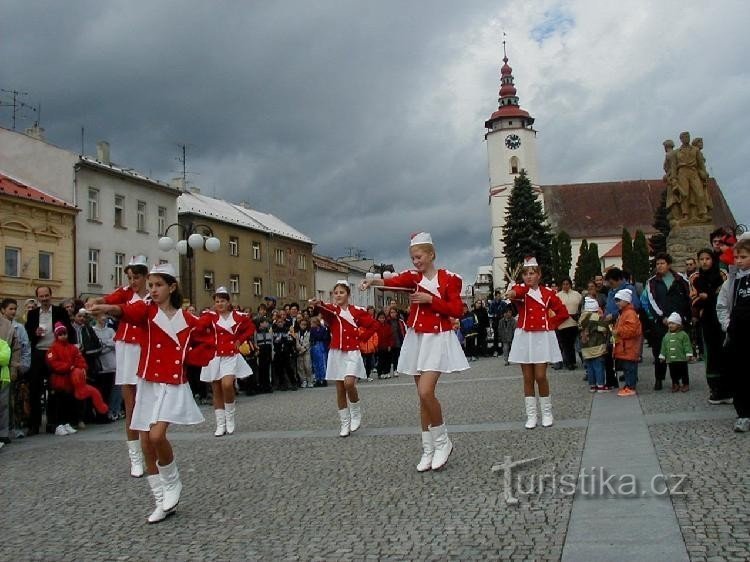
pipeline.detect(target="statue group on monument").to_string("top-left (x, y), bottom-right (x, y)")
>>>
top-left (662, 131), bottom-right (713, 225)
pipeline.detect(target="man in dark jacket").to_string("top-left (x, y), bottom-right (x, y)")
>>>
top-left (473, 301), bottom-right (490, 357)
top-left (24, 286), bottom-right (76, 434)
top-left (641, 253), bottom-right (691, 390)
top-left (488, 290), bottom-right (508, 356)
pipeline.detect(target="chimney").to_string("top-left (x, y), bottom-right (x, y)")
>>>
top-left (96, 141), bottom-right (111, 164)
top-left (170, 177), bottom-right (186, 190)
top-left (24, 124), bottom-right (45, 141)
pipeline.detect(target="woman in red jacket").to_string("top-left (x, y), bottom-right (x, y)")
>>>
top-left (505, 256), bottom-right (569, 429)
top-left (200, 286), bottom-right (255, 436)
top-left (46, 322), bottom-right (108, 435)
top-left (361, 232), bottom-right (469, 472)
top-left (310, 281), bottom-right (378, 437)
top-left (90, 263), bottom-right (215, 524)
top-left (88, 255), bottom-right (149, 477)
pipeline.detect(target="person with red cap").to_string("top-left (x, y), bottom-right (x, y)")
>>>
top-left (45, 322), bottom-right (108, 436)
top-left (361, 232), bottom-right (469, 472)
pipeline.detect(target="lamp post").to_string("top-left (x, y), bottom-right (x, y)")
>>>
top-left (158, 222), bottom-right (221, 306)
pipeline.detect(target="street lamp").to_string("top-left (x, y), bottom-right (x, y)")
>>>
top-left (158, 222), bottom-right (221, 305)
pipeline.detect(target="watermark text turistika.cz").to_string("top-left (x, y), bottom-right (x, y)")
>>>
top-left (491, 456), bottom-right (688, 504)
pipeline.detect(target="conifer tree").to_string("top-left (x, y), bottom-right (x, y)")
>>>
top-left (587, 242), bottom-right (601, 281)
top-left (550, 235), bottom-right (561, 282)
top-left (632, 230), bottom-right (650, 283)
top-left (501, 169), bottom-right (553, 275)
top-left (621, 228), bottom-right (634, 274)
top-left (649, 188), bottom-right (670, 257)
top-left (557, 231), bottom-right (572, 281)
top-left (573, 239), bottom-right (589, 288)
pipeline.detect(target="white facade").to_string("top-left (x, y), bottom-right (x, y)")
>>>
top-left (0, 127), bottom-right (180, 297)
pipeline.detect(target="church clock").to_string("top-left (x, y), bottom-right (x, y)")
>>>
top-left (505, 134), bottom-right (521, 150)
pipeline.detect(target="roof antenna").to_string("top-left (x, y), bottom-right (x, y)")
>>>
top-left (502, 31), bottom-right (508, 60)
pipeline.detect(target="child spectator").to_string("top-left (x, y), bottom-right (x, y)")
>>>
top-left (612, 289), bottom-right (642, 397)
top-left (46, 322), bottom-right (108, 435)
top-left (309, 316), bottom-right (329, 387)
top-left (92, 313), bottom-right (118, 421)
top-left (659, 312), bottom-right (694, 392)
top-left (387, 307), bottom-right (406, 376)
top-left (717, 236), bottom-right (750, 432)
top-left (375, 311), bottom-right (394, 379)
top-left (293, 318), bottom-right (313, 388)
top-left (497, 307), bottom-right (516, 366)
top-left (579, 296), bottom-right (609, 392)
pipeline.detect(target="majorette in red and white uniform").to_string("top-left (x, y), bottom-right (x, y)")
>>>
top-left (104, 255), bottom-right (149, 385)
top-left (200, 305), bottom-right (255, 382)
top-left (117, 264), bottom-right (215, 431)
top-left (381, 234), bottom-right (469, 375)
top-left (507, 261), bottom-right (570, 365)
top-left (315, 292), bottom-right (378, 381)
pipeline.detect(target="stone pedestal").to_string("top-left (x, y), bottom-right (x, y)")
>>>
top-left (667, 224), bottom-right (715, 265)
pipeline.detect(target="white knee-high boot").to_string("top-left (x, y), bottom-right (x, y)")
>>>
top-left (349, 400), bottom-right (362, 432)
top-left (224, 402), bottom-right (236, 435)
top-left (158, 460), bottom-right (182, 512)
top-left (127, 439), bottom-right (145, 477)
top-left (416, 430), bottom-right (434, 472)
top-left (539, 395), bottom-right (554, 427)
top-left (214, 409), bottom-right (226, 437)
top-left (430, 424), bottom-right (453, 470)
top-left (338, 408), bottom-right (351, 437)
top-left (146, 474), bottom-right (174, 524)
top-left (524, 397), bottom-right (538, 429)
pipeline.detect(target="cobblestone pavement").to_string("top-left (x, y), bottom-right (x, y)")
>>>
top-left (1, 357), bottom-right (747, 561)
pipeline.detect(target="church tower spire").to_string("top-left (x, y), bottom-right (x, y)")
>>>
top-left (484, 39), bottom-right (539, 288)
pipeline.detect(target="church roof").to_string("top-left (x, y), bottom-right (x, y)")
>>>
top-left (541, 178), bottom-right (735, 239)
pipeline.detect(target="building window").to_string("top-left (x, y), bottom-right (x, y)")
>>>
top-left (88, 188), bottom-right (100, 221)
top-left (229, 237), bottom-right (239, 257)
top-left (276, 280), bottom-right (286, 298)
top-left (114, 252), bottom-right (125, 287)
top-left (253, 277), bottom-right (262, 297)
top-left (114, 195), bottom-right (125, 227)
top-left (230, 274), bottom-right (240, 294)
top-left (4, 247), bottom-right (20, 277)
top-left (137, 201), bottom-right (147, 232)
top-left (298, 284), bottom-right (307, 300)
top-left (38, 251), bottom-right (53, 280)
top-left (510, 156), bottom-right (519, 175)
top-left (297, 254), bottom-right (307, 270)
top-left (88, 249), bottom-right (100, 284)
top-left (274, 248), bottom-right (285, 266)
top-left (203, 271), bottom-right (214, 292)
top-left (158, 206), bottom-right (167, 236)
top-left (252, 241), bottom-right (261, 261)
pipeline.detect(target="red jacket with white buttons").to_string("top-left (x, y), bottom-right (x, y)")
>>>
top-left (510, 284), bottom-right (570, 332)
top-left (383, 269), bottom-right (464, 333)
top-left (119, 301), bottom-right (215, 384)
top-left (206, 310), bottom-right (256, 357)
top-left (104, 286), bottom-right (146, 345)
top-left (315, 303), bottom-right (379, 351)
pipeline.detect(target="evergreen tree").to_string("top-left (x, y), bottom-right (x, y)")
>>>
top-left (550, 235), bottom-right (561, 282)
top-left (632, 230), bottom-right (650, 283)
top-left (587, 242), bottom-right (601, 281)
top-left (557, 231), bottom-right (572, 281)
top-left (649, 188), bottom-right (670, 257)
top-left (621, 228), bottom-right (634, 274)
top-left (573, 239), bottom-right (589, 288)
top-left (501, 169), bottom-right (553, 276)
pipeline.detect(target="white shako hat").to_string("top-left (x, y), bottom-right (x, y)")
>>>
top-left (128, 255), bottom-right (148, 267)
top-left (149, 262), bottom-right (177, 279)
top-left (334, 279), bottom-right (348, 287)
top-left (522, 255), bottom-right (539, 267)
top-left (213, 286), bottom-right (230, 297)
top-left (666, 312), bottom-right (682, 325)
top-left (410, 232), bottom-right (433, 246)
top-left (583, 296), bottom-right (599, 312)
top-left (614, 288), bottom-right (632, 303)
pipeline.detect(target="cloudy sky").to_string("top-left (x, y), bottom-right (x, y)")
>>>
top-left (3, 1), bottom-right (749, 283)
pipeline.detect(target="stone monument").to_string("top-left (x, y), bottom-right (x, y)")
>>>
top-left (663, 131), bottom-right (715, 265)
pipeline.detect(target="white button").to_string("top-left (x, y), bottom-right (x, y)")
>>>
top-left (173, 374), bottom-right (179, 379)
top-left (174, 360), bottom-right (180, 364)
top-left (156, 344), bottom-right (161, 349)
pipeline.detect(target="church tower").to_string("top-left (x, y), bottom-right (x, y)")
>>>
top-left (485, 42), bottom-right (539, 287)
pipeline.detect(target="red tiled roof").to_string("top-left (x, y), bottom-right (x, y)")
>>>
top-left (541, 179), bottom-right (735, 239)
top-left (0, 171), bottom-right (75, 209)
top-left (601, 240), bottom-right (623, 258)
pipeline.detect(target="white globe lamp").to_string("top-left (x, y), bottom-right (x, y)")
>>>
top-left (187, 233), bottom-right (204, 250)
top-left (204, 236), bottom-right (221, 253)
top-left (176, 240), bottom-right (189, 256)
top-left (158, 236), bottom-right (175, 252)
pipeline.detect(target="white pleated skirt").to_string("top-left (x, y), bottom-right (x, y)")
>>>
top-left (508, 328), bottom-right (562, 364)
top-left (114, 341), bottom-right (141, 386)
top-left (326, 349), bottom-right (367, 381)
top-left (200, 354), bottom-right (253, 382)
top-left (130, 378), bottom-right (205, 431)
top-left (397, 329), bottom-right (470, 376)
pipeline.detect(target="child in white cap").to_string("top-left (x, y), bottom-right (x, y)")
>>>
top-left (612, 288), bottom-right (642, 396)
top-left (659, 312), bottom-right (693, 392)
top-left (579, 296), bottom-right (609, 392)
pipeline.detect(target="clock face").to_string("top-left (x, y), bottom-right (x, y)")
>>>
top-left (505, 134), bottom-right (521, 150)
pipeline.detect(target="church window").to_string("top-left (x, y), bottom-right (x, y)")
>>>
top-left (510, 156), bottom-right (520, 174)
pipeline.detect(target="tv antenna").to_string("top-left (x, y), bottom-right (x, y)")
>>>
top-left (173, 142), bottom-right (199, 189)
top-left (0, 89), bottom-right (40, 130)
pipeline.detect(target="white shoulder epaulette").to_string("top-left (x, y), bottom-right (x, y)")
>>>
top-left (443, 269), bottom-right (462, 280)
